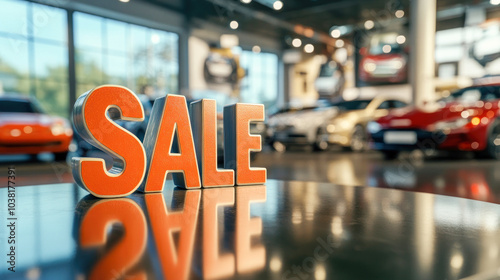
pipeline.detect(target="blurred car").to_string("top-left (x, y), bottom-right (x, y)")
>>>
top-left (267, 100), bottom-right (339, 151)
top-left (359, 32), bottom-right (408, 84)
top-left (317, 98), bottom-right (408, 151)
top-left (368, 83), bottom-right (500, 159)
top-left (0, 94), bottom-right (73, 160)
top-left (314, 60), bottom-right (345, 98)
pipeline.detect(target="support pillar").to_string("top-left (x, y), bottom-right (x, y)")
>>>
top-left (410, 0), bottom-right (437, 109)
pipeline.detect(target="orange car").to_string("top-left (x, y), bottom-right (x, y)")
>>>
top-left (0, 94), bottom-right (73, 161)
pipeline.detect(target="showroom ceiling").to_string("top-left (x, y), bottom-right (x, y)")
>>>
top-left (141, 0), bottom-right (495, 44)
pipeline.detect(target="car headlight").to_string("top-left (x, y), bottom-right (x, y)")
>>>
top-left (432, 118), bottom-right (469, 131)
top-left (390, 58), bottom-right (405, 69)
top-left (367, 121), bottom-right (382, 134)
top-left (363, 60), bottom-right (376, 72)
top-left (51, 121), bottom-right (73, 136)
top-left (251, 122), bottom-right (266, 133)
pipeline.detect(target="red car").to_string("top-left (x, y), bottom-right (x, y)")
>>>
top-left (358, 32), bottom-right (408, 84)
top-left (368, 83), bottom-right (500, 159)
top-left (0, 94), bottom-right (73, 160)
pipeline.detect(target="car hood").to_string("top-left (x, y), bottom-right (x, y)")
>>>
top-left (376, 101), bottom-right (496, 129)
top-left (0, 113), bottom-right (58, 127)
top-left (269, 107), bottom-right (339, 127)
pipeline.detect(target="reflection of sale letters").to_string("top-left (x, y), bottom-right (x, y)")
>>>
top-left (72, 85), bottom-right (266, 198)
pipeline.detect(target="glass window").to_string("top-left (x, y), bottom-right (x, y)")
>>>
top-left (32, 3), bottom-right (67, 43)
top-left (0, 0), bottom-right (28, 36)
top-left (239, 51), bottom-right (279, 112)
top-left (0, 0), bottom-right (69, 117)
top-left (377, 101), bottom-right (390, 109)
top-left (74, 12), bottom-right (179, 99)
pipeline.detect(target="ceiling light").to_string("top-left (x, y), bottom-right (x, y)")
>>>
top-left (119, 0), bottom-right (130, 2)
top-left (364, 20), bottom-right (374, 30)
top-left (395, 10), bottom-right (404, 18)
top-left (241, 0), bottom-right (252, 3)
top-left (304, 44), bottom-right (314, 53)
top-left (330, 29), bottom-right (341, 38)
top-left (292, 38), bottom-right (302, 47)
top-left (491, 0), bottom-right (500, 5)
top-left (252, 45), bottom-right (261, 53)
top-left (396, 35), bottom-right (406, 44)
top-left (273, 0), bottom-right (283, 10)
top-left (230, 20), bottom-right (239, 29)
top-left (335, 39), bottom-right (344, 48)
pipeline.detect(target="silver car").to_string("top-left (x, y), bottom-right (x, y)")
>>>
top-left (267, 101), bottom-right (339, 151)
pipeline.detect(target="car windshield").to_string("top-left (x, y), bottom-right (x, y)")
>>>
top-left (334, 100), bottom-right (372, 111)
top-left (318, 61), bottom-right (337, 77)
top-left (0, 99), bottom-right (43, 113)
top-left (439, 86), bottom-right (500, 103)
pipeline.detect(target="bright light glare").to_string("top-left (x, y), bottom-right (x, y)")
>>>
top-left (230, 20), bottom-right (239, 29)
top-left (335, 39), bottom-right (344, 48)
top-left (151, 34), bottom-right (160, 44)
top-left (241, 0), bottom-right (252, 3)
top-left (273, 0), bottom-right (283, 10)
top-left (304, 44), bottom-right (314, 53)
top-left (382, 44), bottom-right (392, 53)
top-left (491, 0), bottom-right (500, 5)
top-left (364, 20), bottom-right (374, 30)
top-left (292, 38), bottom-right (302, 47)
top-left (396, 35), bottom-right (406, 44)
top-left (270, 256), bottom-right (282, 272)
top-left (330, 29), bottom-right (341, 38)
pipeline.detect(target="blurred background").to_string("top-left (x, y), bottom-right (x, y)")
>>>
top-left (2, 0), bottom-right (500, 202)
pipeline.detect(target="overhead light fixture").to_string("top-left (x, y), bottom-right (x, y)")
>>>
top-left (396, 35), bottom-right (406, 44)
top-left (273, 0), bottom-right (283, 10)
top-left (252, 45), bottom-right (261, 53)
top-left (292, 38), bottom-right (302, 47)
top-left (241, 0), bottom-right (252, 3)
top-left (364, 20), bottom-right (374, 30)
top-left (395, 10), bottom-right (404, 18)
top-left (491, 0), bottom-right (500, 5)
top-left (304, 44), bottom-right (314, 53)
top-left (330, 29), bottom-right (341, 38)
top-left (230, 20), bottom-right (239, 29)
top-left (119, 0), bottom-right (130, 2)
top-left (335, 39), bottom-right (344, 48)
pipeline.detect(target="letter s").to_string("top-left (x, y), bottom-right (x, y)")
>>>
top-left (72, 85), bottom-right (146, 198)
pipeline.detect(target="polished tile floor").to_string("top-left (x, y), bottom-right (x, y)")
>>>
top-left (2, 149), bottom-right (500, 204)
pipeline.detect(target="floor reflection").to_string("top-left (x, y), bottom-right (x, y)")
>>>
top-left (254, 151), bottom-right (500, 204)
top-left (66, 180), bottom-right (500, 280)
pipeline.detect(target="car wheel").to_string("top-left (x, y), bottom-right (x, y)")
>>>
top-left (272, 141), bottom-right (286, 153)
top-left (382, 150), bottom-right (399, 160)
top-left (350, 125), bottom-right (367, 152)
top-left (54, 151), bottom-right (68, 161)
top-left (485, 121), bottom-right (500, 159)
top-left (314, 129), bottom-right (329, 151)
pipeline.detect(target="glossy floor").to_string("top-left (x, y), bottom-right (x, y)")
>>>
top-left (2, 149), bottom-right (500, 204)
top-left (1, 180), bottom-right (500, 280)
